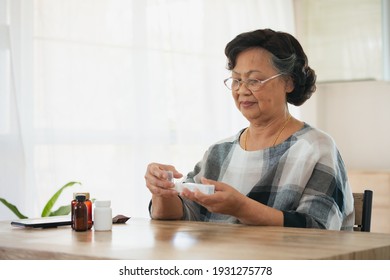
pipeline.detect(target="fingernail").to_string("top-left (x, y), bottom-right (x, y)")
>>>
top-left (166, 171), bottom-right (174, 182)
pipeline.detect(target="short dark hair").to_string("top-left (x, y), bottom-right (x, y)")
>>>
top-left (225, 29), bottom-right (316, 106)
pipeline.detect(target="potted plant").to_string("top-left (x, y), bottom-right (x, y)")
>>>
top-left (0, 181), bottom-right (81, 219)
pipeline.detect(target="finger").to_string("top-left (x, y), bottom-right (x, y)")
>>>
top-left (180, 187), bottom-right (196, 200)
top-left (200, 177), bottom-right (212, 184)
top-left (201, 177), bottom-right (224, 191)
top-left (163, 166), bottom-right (183, 179)
top-left (145, 172), bottom-right (174, 189)
top-left (173, 170), bottom-right (184, 179)
top-left (181, 187), bottom-right (211, 206)
top-left (154, 165), bottom-right (170, 179)
top-left (148, 184), bottom-right (178, 197)
top-left (146, 164), bottom-right (172, 185)
top-left (149, 163), bottom-right (183, 180)
top-left (193, 189), bottom-right (208, 200)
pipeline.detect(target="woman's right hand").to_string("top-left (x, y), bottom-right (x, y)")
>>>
top-left (144, 163), bottom-right (183, 198)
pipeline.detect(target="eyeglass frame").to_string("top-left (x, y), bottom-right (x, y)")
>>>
top-left (223, 73), bottom-right (283, 91)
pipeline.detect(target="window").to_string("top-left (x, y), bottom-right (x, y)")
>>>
top-left (1, 0), bottom-right (295, 220)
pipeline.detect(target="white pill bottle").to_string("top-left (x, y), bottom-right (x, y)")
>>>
top-left (94, 200), bottom-right (112, 231)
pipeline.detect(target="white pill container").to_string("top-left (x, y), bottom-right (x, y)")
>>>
top-left (93, 200), bottom-right (112, 231)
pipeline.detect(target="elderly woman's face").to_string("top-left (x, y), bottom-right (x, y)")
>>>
top-left (231, 48), bottom-right (291, 122)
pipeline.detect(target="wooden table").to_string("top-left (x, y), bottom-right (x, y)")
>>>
top-left (1, 218), bottom-right (390, 259)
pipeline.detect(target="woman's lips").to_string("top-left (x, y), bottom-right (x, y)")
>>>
top-left (240, 101), bottom-right (256, 109)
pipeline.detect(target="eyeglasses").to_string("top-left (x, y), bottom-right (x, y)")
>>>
top-left (223, 73), bottom-right (283, 91)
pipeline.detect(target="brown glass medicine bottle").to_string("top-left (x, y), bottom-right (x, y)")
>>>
top-left (71, 192), bottom-right (93, 229)
top-left (73, 194), bottom-right (88, 232)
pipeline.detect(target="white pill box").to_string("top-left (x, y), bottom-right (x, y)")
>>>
top-left (174, 182), bottom-right (215, 195)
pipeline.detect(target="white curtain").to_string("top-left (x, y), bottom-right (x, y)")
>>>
top-left (0, 0), bottom-right (295, 220)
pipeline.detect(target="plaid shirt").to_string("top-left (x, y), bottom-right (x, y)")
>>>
top-left (180, 123), bottom-right (354, 230)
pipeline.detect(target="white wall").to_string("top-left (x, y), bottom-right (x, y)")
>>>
top-left (300, 80), bottom-right (390, 171)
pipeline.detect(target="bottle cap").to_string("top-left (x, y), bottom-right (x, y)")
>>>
top-left (95, 200), bottom-right (111, 207)
top-left (73, 192), bottom-right (90, 200)
top-left (75, 194), bottom-right (86, 202)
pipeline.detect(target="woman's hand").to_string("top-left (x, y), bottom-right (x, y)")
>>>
top-left (181, 177), bottom-right (247, 217)
top-left (144, 162), bottom-right (183, 198)
top-left (181, 177), bottom-right (283, 226)
top-left (145, 163), bottom-right (184, 220)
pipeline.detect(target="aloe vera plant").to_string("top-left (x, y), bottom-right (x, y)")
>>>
top-left (0, 181), bottom-right (81, 219)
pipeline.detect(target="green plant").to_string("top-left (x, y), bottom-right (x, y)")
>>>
top-left (0, 181), bottom-right (81, 219)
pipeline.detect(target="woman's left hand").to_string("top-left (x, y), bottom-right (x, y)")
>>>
top-left (180, 177), bottom-right (247, 216)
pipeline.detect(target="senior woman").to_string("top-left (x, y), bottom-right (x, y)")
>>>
top-left (144, 29), bottom-right (354, 230)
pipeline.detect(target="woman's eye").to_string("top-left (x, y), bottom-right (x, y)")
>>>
top-left (247, 79), bottom-right (260, 86)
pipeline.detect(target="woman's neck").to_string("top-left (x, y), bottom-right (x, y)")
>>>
top-left (242, 113), bottom-right (302, 150)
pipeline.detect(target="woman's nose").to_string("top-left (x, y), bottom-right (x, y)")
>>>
top-left (236, 82), bottom-right (251, 95)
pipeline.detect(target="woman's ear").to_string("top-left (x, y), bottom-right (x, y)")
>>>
top-left (285, 76), bottom-right (294, 94)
